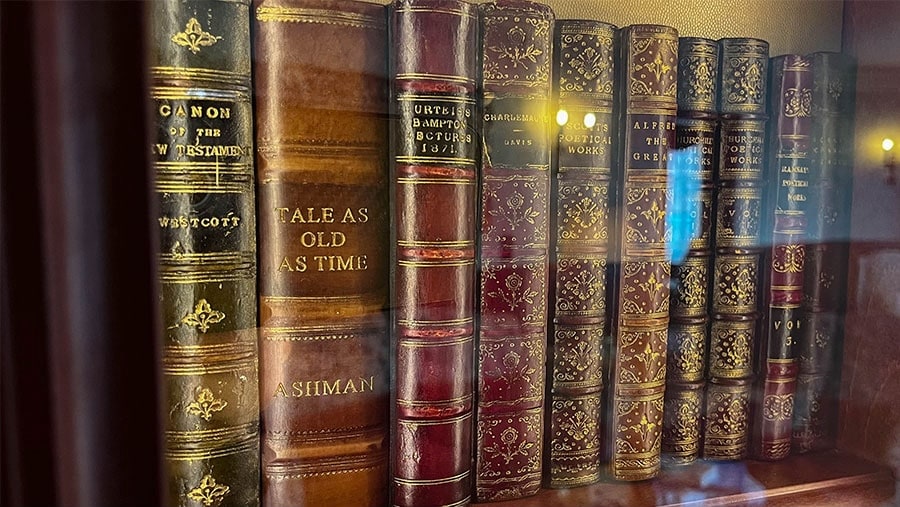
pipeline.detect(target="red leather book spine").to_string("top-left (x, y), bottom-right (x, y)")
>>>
top-left (793, 52), bottom-right (856, 453)
top-left (608, 24), bottom-right (678, 482)
top-left (476, 0), bottom-right (553, 501)
top-left (392, 1), bottom-right (478, 506)
top-left (254, 2), bottom-right (390, 505)
top-left (703, 37), bottom-right (769, 461)
top-left (753, 54), bottom-right (813, 461)
top-left (546, 19), bottom-right (616, 488)
top-left (661, 36), bottom-right (717, 466)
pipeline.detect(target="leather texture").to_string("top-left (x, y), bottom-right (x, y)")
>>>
top-left (662, 36), bottom-right (717, 466)
top-left (608, 24), bottom-right (677, 482)
top-left (476, 0), bottom-right (554, 501)
top-left (391, 1), bottom-right (478, 506)
top-left (546, 19), bottom-right (616, 488)
top-left (754, 54), bottom-right (813, 462)
top-left (703, 37), bottom-right (769, 462)
top-left (253, 1), bottom-right (390, 505)
top-left (794, 52), bottom-right (856, 455)
top-left (150, 1), bottom-right (260, 506)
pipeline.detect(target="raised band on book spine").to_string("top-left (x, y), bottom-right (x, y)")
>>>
top-left (608, 24), bottom-right (678, 481)
top-left (703, 37), bottom-right (769, 461)
top-left (546, 19), bottom-right (616, 488)
top-left (662, 36), bottom-right (717, 466)
top-left (793, 52), bottom-right (856, 454)
top-left (150, 1), bottom-right (260, 505)
top-left (753, 54), bottom-right (813, 461)
top-left (392, 1), bottom-right (478, 506)
top-left (254, 1), bottom-right (390, 504)
top-left (476, 0), bottom-right (554, 501)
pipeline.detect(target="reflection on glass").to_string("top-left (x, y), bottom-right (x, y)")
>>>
top-left (667, 144), bottom-right (702, 263)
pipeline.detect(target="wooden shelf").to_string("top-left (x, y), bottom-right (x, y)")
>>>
top-left (475, 451), bottom-right (895, 506)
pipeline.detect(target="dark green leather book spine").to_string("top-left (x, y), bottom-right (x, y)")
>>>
top-left (149, 1), bottom-right (259, 506)
top-left (662, 36), bottom-right (717, 466)
top-left (703, 38), bottom-right (768, 461)
top-left (547, 19), bottom-right (616, 488)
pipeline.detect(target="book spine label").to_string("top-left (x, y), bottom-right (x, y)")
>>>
top-left (703, 37), bottom-right (768, 461)
top-left (392, 1), bottom-right (478, 506)
top-left (756, 54), bottom-right (813, 461)
top-left (609, 24), bottom-right (678, 481)
top-left (547, 19), bottom-right (616, 488)
top-left (476, 1), bottom-right (553, 501)
top-left (662, 37), bottom-right (717, 466)
top-left (254, 3), bottom-right (389, 505)
top-left (150, 1), bottom-right (260, 506)
top-left (794, 52), bottom-right (856, 453)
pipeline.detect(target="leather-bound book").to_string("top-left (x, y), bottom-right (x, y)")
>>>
top-left (793, 52), bottom-right (856, 454)
top-left (149, 1), bottom-right (260, 505)
top-left (753, 54), bottom-right (813, 461)
top-left (662, 36), bottom-right (717, 466)
top-left (391, 1), bottom-right (478, 506)
top-left (607, 24), bottom-right (678, 482)
top-left (254, 2), bottom-right (390, 505)
top-left (702, 38), bottom-right (769, 461)
top-left (476, 0), bottom-right (553, 500)
top-left (546, 19), bottom-right (616, 488)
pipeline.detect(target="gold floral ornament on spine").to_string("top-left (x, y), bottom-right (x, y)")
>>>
top-left (186, 474), bottom-right (230, 506)
top-left (181, 299), bottom-right (225, 332)
top-left (172, 17), bottom-right (222, 54)
top-left (186, 386), bottom-right (228, 421)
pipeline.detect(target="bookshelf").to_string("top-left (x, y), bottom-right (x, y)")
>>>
top-left (1, 0), bottom-right (898, 506)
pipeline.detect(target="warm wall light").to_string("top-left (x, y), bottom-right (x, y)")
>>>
top-left (883, 137), bottom-right (896, 185)
top-left (556, 109), bottom-right (569, 126)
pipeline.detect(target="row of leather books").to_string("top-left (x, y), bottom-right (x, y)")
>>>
top-left (148, 0), bottom-right (857, 505)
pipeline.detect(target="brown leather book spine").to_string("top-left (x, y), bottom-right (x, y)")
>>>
top-left (391, 1), bottom-right (478, 506)
top-left (150, 1), bottom-right (260, 505)
top-left (476, 0), bottom-right (553, 501)
top-left (793, 52), bottom-right (856, 454)
top-left (662, 36), bottom-right (717, 466)
top-left (546, 19), bottom-right (616, 488)
top-left (608, 24), bottom-right (677, 482)
top-left (254, 2), bottom-right (389, 505)
top-left (702, 38), bottom-right (769, 461)
top-left (753, 54), bottom-right (813, 461)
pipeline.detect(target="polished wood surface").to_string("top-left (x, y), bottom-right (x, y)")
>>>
top-left (474, 450), bottom-right (894, 506)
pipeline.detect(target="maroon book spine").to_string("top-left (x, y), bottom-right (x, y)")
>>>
top-left (661, 36), bottom-right (717, 466)
top-left (753, 54), bottom-right (813, 461)
top-left (703, 37), bottom-right (769, 461)
top-left (392, 1), bottom-right (478, 506)
top-left (476, 0), bottom-right (553, 501)
top-left (608, 24), bottom-right (678, 482)
top-left (546, 19), bottom-right (616, 488)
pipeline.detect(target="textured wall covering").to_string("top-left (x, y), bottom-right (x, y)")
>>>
top-left (545, 0), bottom-right (842, 55)
top-left (369, 0), bottom-right (843, 56)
